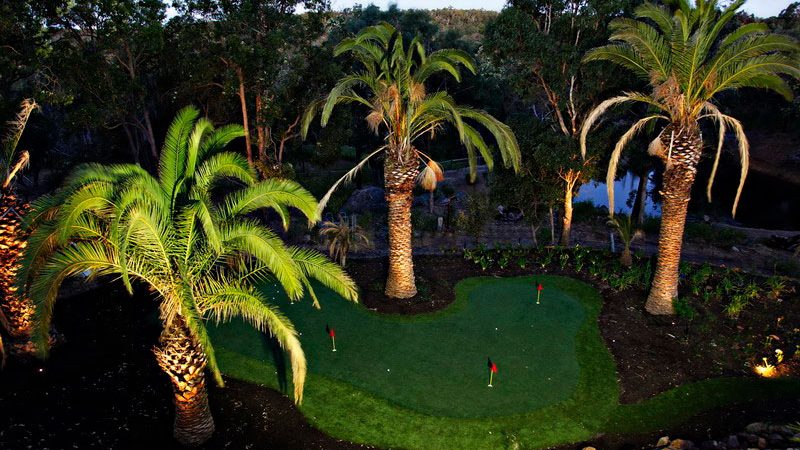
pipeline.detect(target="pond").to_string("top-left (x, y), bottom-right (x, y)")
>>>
top-left (576, 168), bottom-right (800, 231)
top-left (576, 171), bottom-right (660, 217)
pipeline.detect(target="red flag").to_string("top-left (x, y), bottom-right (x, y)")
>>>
top-left (537, 283), bottom-right (543, 291)
top-left (326, 324), bottom-right (335, 338)
top-left (487, 357), bottom-right (498, 373)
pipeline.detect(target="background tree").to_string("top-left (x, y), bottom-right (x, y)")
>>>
top-left (303, 22), bottom-right (520, 298)
top-left (17, 107), bottom-right (358, 445)
top-left (490, 115), bottom-right (565, 245)
top-left (580, 0), bottom-right (800, 314)
top-left (41, 0), bottom-right (166, 166)
top-left (174, 0), bottom-right (331, 173)
top-left (485, 0), bottom-right (637, 245)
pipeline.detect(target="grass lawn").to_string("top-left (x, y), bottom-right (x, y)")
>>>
top-left (210, 275), bottom-right (800, 449)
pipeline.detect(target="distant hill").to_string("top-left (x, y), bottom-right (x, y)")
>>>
top-left (428, 8), bottom-right (499, 42)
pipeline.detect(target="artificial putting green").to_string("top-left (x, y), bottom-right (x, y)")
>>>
top-left (210, 275), bottom-right (800, 450)
top-left (211, 276), bottom-right (585, 417)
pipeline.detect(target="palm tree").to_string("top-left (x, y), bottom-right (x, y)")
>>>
top-left (580, 0), bottom-right (800, 315)
top-left (320, 215), bottom-right (370, 267)
top-left (607, 214), bottom-right (643, 267)
top-left (0, 99), bottom-right (37, 349)
top-left (302, 22), bottom-right (520, 298)
top-left (16, 107), bottom-right (358, 446)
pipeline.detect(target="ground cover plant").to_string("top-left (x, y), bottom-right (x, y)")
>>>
top-left (210, 273), bottom-right (800, 450)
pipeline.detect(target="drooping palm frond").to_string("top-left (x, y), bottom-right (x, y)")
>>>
top-left (605, 115), bottom-right (666, 216)
top-left (1, 99), bottom-right (37, 186)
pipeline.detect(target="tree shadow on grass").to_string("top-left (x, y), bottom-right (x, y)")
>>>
top-left (264, 335), bottom-right (288, 393)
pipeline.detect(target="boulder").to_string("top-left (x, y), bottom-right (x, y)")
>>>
top-left (668, 438), bottom-right (695, 450)
top-left (342, 187), bottom-right (386, 213)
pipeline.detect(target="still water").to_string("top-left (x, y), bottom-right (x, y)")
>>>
top-left (576, 169), bottom-right (800, 231)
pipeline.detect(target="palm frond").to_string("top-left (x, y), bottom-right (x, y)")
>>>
top-left (159, 106), bottom-right (200, 203)
top-left (315, 147), bottom-right (384, 217)
top-left (289, 247), bottom-right (359, 304)
top-left (606, 115), bottom-right (665, 216)
top-left (220, 178), bottom-right (319, 223)
top-left (202, 281), bottom-right (307, 403)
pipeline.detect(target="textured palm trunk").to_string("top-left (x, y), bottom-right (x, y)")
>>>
top-left (0, 192), bottom-right (34, 342)
top-left (384, 157), bottom-right (419, 299)
top-left (154, 319), bottom-right (215, 447)
top-left (645, 125), bottom-right (703, 315)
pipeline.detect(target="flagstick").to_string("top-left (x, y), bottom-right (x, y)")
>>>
top-left (488, 370), bottom-right (493, 387)
top-left (536, 290), bottom-right (541, 305)
top-left (331, 335), bottom-right (337, 352)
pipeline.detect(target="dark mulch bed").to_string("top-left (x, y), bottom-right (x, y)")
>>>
top-left (0, 284), bottom-right (368, 450)
top-left (0, 254), bottom-right (797, 449)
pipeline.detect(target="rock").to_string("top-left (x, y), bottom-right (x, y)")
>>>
top-left (342, 187), bottom-right (385, 213)
top-left (413, 195), bottom-right (429, 208)
top-left (701, 440), bottom-right (724, 450)
top-left (727, 435), bottom-right (741, 449)
top-left (767, 433), bottom-right (785, 446)
top-left (657, 436), bottom-right (671, 447)
top-left (746, 423), bottom-right (767, 434)
top-left (668, 439), bottom-right (695, 450)
top-left (757, 437), bottom-right (766, 449)
top-left (767, 424), bottom-right (793, 436)
top-left (581, 447), bottom-right (596, 450)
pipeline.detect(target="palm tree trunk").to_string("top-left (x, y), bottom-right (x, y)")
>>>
top-left (645, 125), bottom-right (703, 315)
top-left (384, 158), bottom-right (419, 299)
top-left (0, 192), bottom-right (34, 341)
top-left (154, 319), bottom-right (215, 447)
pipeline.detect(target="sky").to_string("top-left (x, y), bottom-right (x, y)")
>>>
top-left (327, 0), bottom-right (795, 18)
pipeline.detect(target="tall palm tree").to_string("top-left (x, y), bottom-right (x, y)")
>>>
top-left (302, 22), bottom-right (521, 298)
top-left (16, 107), bottom-right (358, 446)
top-left (0, 99), bottom-right (37, 349)
top-left (580, 0), bottom-right (800, 315)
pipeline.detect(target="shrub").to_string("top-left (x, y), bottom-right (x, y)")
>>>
top-left (724, 294), bottom-right (749, 319)
top-left (674, 297), bottom-right (699, 321)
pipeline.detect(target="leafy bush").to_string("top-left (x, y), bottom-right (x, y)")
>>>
top-left (455, 192), bottom-right (492, 240)
top-left (674, 297), bottom-right (699, 321)
top-left (724, 294), bottom-right (749, 319)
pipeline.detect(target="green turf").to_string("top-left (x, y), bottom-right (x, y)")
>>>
top-left (210, 276), bottom-right (585, 417)
top-left (210, 275), bottom-right (800, 450)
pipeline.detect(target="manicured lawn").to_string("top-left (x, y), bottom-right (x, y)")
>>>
top-left (210, 275), bottom-right (800, 449)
